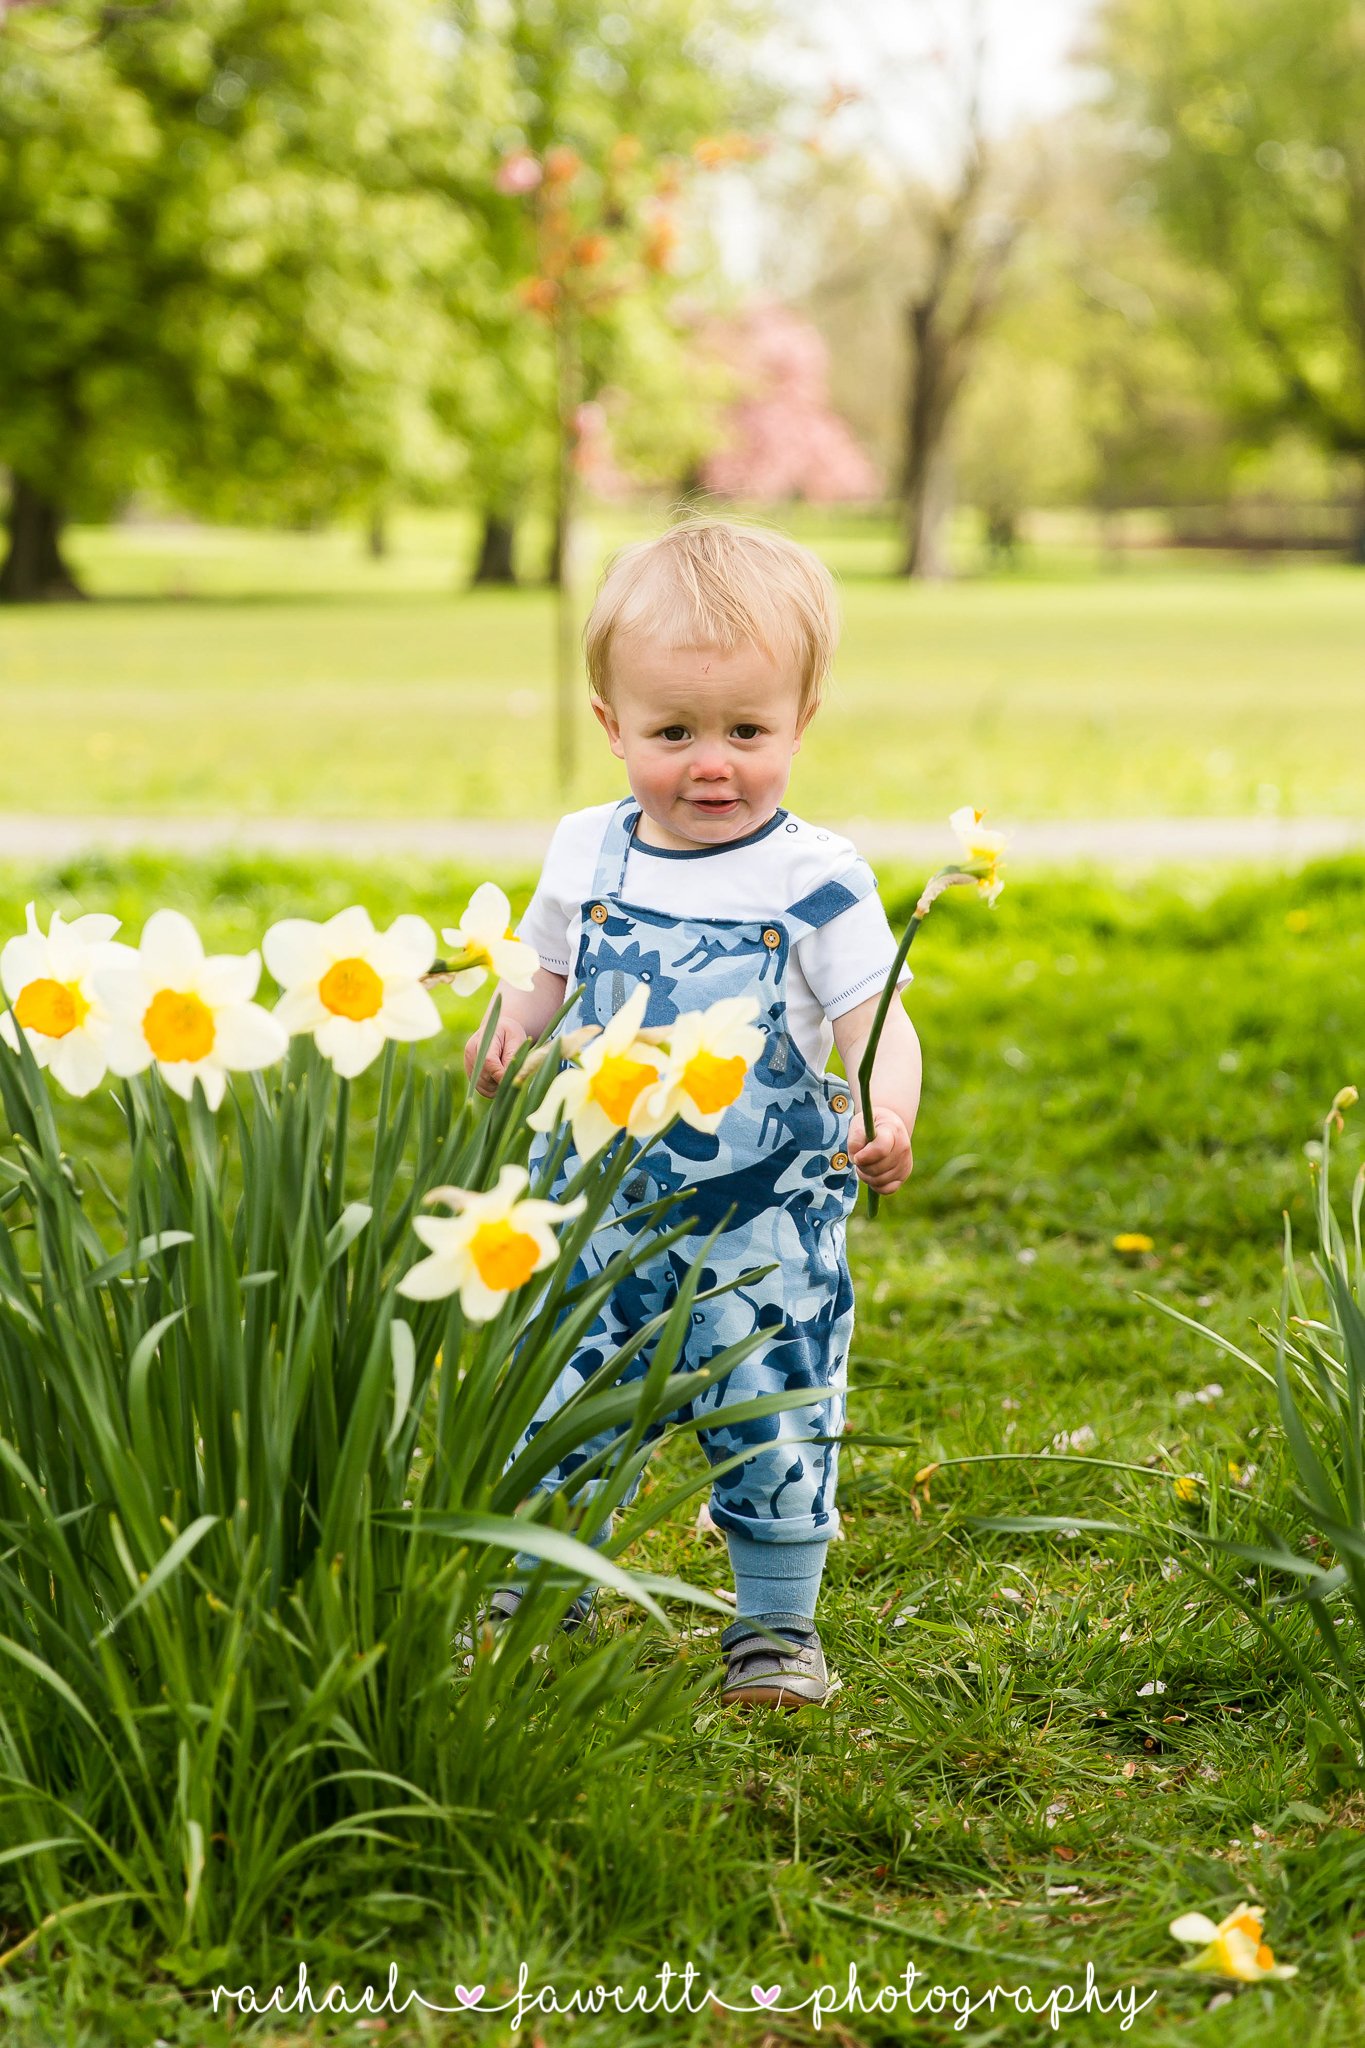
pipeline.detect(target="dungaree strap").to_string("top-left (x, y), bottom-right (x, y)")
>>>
top-left (782, 856), bottom-right (879, 942)
top-left (590, 801), bottom-right (639, 898)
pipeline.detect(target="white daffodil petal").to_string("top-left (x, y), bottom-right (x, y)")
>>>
top-left (66, 913), bottom-right (122, 947)
top-left (139, 909), bottom-right (206, 984)
top-left (412, 1214), bottom-right (463, 1255)
top-left (377, 983), bottom-right (442, 1041)
top-left (0, 935), bottom-right (49, 998)
top-left (199, 952), bottom-right (263, 1007)
top-left (459, 1270), bottom-right (512, 1324)
top-left (103, 1023), bottom-right (156, 1077)
top-left (322, 904), bottom-right (379, 954)
top-left (380, 914), bottom-right (437, 978)
top-left (316, 1014), bottom-right (387, 1078)
top-left (397, 1252), bottom-right (461, 1301)
top-left (488, 937), bottom-right (541, 991)
top-left (447, 965), bottom-right (488, 996)
top-left (211, 1003), bottom-right (288, 1073)
top-left (1170, 1915), bottom-right (1221, 1945)
top-left (49, 1031), bottom-right (109, 1099)
top-left (273, 985), bottom-right (330, 1035)
top-left (263, 918), bottom-right (332, 988)
top-left (461, 883), bottom-right (513, 944)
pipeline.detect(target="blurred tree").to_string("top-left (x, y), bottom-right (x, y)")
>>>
top-left (761, 5), bottom-right (1040, 578)
top-left (0, 0), bottom-right (465, 600)
top-left (438, 0), bottom-right (767, 599)
top-left (1102, 0), bottom-right (1365, 557)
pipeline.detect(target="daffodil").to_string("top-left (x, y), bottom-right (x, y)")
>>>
top-left (439, 884), bottom-right (540, 996)
top-left (641, 996), bottom-right (766, 1135)
top-left (0, 904), bottom-right (137, 1098)
top-left (1170, 1902), bottom-right (1297, 1982)
top-left (96, 910), bottom-right (288, 1110)
top-left (396, 1165), bottom-right (586, 1322)
top-left (263, 906), bottom-right (441, 1078)
top-left (949, 805), bottom-right (1008, 905)
top-left (527, 986), bottom-right (667, 1159)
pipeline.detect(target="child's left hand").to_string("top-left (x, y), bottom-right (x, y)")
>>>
top-left (848, 1108), bottom-right (913, 1194)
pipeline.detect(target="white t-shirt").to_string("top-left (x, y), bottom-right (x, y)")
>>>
top-left (516, 801), bottom-right (912, 1072)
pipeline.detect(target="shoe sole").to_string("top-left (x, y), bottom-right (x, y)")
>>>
top-left (722, 1673), bottom-right (842, 1710)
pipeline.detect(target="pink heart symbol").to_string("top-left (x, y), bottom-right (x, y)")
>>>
top-left (455, 1985), bottom-right (485, 2008)
top-left (751, 1984), bottom-right (781, 2007)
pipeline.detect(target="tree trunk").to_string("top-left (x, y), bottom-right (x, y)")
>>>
top-left (0, 479), bottom-right (84, 602)
top-left (1349, 464), bottom-right (1365, 566)
top-left (898, 302), bottom-right (955, 580)
top-left (367, 508), bottom-right (388, 559)
top-left (471, 511), bottom-right (517, 586)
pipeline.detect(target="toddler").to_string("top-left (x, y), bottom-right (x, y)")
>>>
top-left (464, 519), bottom-right (920, 1708)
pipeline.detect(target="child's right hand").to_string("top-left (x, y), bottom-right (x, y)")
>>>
top-left (464, 1018), bottom-right (529, 1098)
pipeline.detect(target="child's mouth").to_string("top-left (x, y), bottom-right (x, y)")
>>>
top-left (689, 797), bottom-right (740, 814)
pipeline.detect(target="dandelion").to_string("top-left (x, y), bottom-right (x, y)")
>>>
top-left (639, 995), bottom-right (765, 1134)
top-left (262, 906), bottom-right (441, 1079)
top-left (0, 903), bottom-right (137, 1098)
top-left (439, 884), bottom-right (540, 996)
top-left (96, 910), bottom-right (287, 1110)
top-left (1170, 1903), bottom-right (1297, 1982)
top-left (1173, 1475), bottom-right (1201, 1504)
top-left (397, 1165), bottom-right (585, 1322)
top-left (526, 986), bottom-right (666, 1158)
top-left (1112, 1232), bottom-right (1155, 1256)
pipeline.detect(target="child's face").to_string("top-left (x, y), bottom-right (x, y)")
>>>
top-left (592, 634), bottom-right (810, 852)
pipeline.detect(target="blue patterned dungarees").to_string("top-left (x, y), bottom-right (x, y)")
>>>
top-left (513, 800), bottom-right (878, 1545)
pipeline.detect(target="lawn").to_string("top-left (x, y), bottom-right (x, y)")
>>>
top-left (1, 509), bottom-right (1363, 823)
top-left (1, 850), bottom-right (1362, 2045)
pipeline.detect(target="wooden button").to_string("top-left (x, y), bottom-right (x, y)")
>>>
top-left (831, 1150), bottom-right (850, 1171)
top-left (762, 928), bottom-right (781, 949)
top-left (589, 903), bottom-right (608, 923)
top-left (831, 1093), bottom-right (849, 1113)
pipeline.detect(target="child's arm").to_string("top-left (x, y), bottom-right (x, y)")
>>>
top-left (831, 993), bottom-right (921, 1195)
top-left (464, 967), bottom-right (568, 1099)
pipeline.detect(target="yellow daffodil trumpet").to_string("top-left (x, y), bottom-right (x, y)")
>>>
top-left (1170, 1902), bottom-right (1297, 1983)
top-left (858, 806), bottom-right (1010, 1218)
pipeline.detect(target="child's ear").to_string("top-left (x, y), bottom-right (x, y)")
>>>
top-left (591, 695), bottom-right (626, 760)
top-left (792, 698), bottom-right (817, 756)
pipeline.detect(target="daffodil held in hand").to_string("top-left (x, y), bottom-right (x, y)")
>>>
top-left (397, 1165), bottom-right (586, 1322)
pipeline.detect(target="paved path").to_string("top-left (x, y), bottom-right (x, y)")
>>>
top-left (0, 813), bottom-right (1361, 869)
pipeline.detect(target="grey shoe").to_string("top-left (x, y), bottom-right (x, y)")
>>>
top-left (719, 1611), bottom-right (834, 1710)
top-left (456, 1585), bottom-right (596, 1668)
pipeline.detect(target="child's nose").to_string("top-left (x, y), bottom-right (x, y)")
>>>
top-left (691, 744), bottom-right (731, 779)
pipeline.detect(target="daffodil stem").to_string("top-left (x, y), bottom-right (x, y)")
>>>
top-left (857, 910), bottom-right (926, 1221)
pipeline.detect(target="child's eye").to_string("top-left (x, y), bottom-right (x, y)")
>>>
top-left (732, 724), bottom-right (763, 740)
top-left (658, 725), bottom-right (689, 742)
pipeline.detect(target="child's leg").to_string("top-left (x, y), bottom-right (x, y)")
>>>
top-left (725, 1528), bottom-right (830, 1621)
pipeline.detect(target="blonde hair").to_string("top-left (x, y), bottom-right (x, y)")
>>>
top-left (584, 518), bottom-right (840, 719)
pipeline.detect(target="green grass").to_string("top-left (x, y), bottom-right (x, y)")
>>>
top-left (1, 853), bottom-right (1363, 2042)
top-left (1, 507), bottom-right (1363, 822)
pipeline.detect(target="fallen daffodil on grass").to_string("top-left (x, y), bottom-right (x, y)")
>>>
top-left (0, 903), bottom-right (136, 1098)
top-left (858, 805), bottom-right (1010, 1217)
top-left (96, 909), bottom-right (287, 1109)
top-left (1170, 1902), bottom-right (1298, 1982)
top-left (640, 995), bottom-right (765, 1134)
top-left (438, 883), bottom-right (540, 995)
top-left (526, 985), bottom-right (668, 1157)
top-left (263, 905), bottom-right (441, 1078)
top-left (397, 1164), bottom-right (586, 1321)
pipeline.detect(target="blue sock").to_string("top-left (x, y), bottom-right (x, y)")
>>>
top-left (725, 1531), bottom-right (830, 1624)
